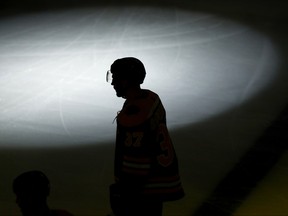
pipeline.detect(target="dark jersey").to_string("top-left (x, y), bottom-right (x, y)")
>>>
top-left (114, 89), bottom-right (184, 201)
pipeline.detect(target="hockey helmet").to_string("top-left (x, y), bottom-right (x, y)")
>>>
top-left (110, 57), bottom-right (146, 84)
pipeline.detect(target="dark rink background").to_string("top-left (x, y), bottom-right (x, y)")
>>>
top-left (0, 0), bottom-right (288, 215)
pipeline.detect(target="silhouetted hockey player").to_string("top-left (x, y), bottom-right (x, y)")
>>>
top-left (107, 57), bottom-right (184, 216)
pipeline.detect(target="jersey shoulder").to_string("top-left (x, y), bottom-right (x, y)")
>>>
top-left (118, 89), bottom-right (162, 127)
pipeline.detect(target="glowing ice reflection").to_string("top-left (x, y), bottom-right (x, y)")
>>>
top-left (0, 6), bottom-right (279, 147)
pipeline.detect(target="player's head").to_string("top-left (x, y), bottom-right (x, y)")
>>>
top-left (13, 170), bottom-right (50, 211)
top-left (110, 57), bottom-right (146, 84)
top-left (107, 57), bottom-right (146, 97)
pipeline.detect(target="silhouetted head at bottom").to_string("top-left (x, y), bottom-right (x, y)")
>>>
top-left (13, 170), bottom-right (73, 216)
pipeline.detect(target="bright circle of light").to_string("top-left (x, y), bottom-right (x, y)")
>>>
top-left (0, 6), bottom-right (279, 147)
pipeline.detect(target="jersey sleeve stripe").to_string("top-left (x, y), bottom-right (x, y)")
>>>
top-left (123, 161), bottom-right (151, 169)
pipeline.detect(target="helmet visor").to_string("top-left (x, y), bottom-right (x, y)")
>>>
top-left (106, 70), bottom-right (112, 83)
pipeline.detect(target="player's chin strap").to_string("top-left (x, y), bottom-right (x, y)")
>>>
top-left (112, 111), bottom-right (121, 124)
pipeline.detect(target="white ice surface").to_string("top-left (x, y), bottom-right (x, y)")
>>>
top-left (0, 6), bottom-right (279, 147)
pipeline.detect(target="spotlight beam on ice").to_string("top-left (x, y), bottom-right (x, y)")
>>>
top-left (0, 6), bottom-right (279, 147)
